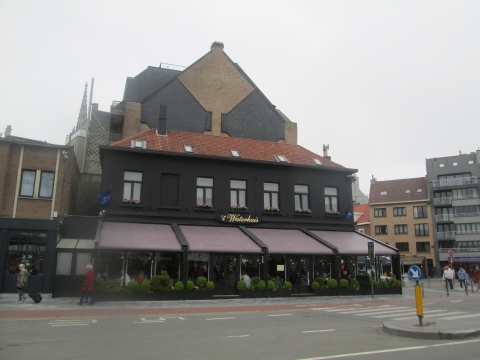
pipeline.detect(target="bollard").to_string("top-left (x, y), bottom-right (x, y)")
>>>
top-left (421, 282), bottom-right (425, 298)
top-left (446, 281), bottom-right (449, 297)
top-left (466, 280), bottom-right (469, 296)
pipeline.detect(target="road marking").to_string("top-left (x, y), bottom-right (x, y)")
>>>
top-left (391, 311), bottom-right (467, 321)
top-left (302, 329), bottom-right (336, 333)
top-left (450, 300), bottom-right (464, 303)
top-left (296, 339), bottom-right (480, 359)
top-left (372, 309), bottom-right (448, 319)
top-left (217, 335), bottom-right (249, 338)
top-left (206, 317), bottom-right (235, 320)
top-left (438, 313), bottom-right (480, 320)
top-left (268, 314), bottom-right (292, 317)
top-left (48, 319), bottom-right (96, 326)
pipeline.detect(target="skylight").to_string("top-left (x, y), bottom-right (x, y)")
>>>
top-left (439, 164), bottom-right (445, 168)
top-left (184, 145), bottom-right (194, 153)
top-left (275, 155), bottom-right (289, 163)
top-left (380, 191), bottom-right (387, 196)
top-left (405, 189), bottom-right (411, 193)
top-left (417, 189), bottom-right (423, 193)
top-left (230, 150), bottom-right (240, 157)
top-left (312, 158), bottom-right (323, 165)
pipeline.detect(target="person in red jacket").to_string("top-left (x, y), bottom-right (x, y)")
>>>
top-left (78, 264), bottom-right (96, 305)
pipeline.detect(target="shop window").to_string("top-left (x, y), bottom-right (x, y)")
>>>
top-left (264, 182), bottom-right (279, 210)
top-left (268, 255), bottom-right (285, 281)
top-left (56, 253), bottom-right (72, 275)
top-left (6, 231), bottom-right (46, 275)
top-left (188, 252), bottom-right (209, 281)
top-left (230, 180), bottom-right (246, 207)
top-left (240, 255), bottom-right (261, 281)
top-left (155, 253), bottom-right (180, 285)
top-left (415, 224), bottom-right (429, 236)
top-left (294, 185), bottom-right (309, 210)
top-left (314, 255), bottom-right (331, 282)
top-left (19, 170), bottom-right (55, 198)
top-left (76, 253), bottom-right (92, 275)
top-left (196, 177), bottom-right (213, 205)
top-left (324, 187), bottom-right (338, 212)
top-left (123, 171), bottom-right (142, 201)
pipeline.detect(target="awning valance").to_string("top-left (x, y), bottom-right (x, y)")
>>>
top-left (401, 256), bottom-right (425, 265)
top-left (248, 228), bottom-right (334, 255)
top-left (179, 225), bottom-right (262, 253)
top-left (309, 230), bottom-right (398, 255)
top-left (98, 222), bottom-right (182, 251)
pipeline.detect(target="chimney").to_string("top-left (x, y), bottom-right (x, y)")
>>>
top-left (157, 104), bottom-right (167, 136)
top-left (211, 41), bottom-right (224, 51)
top-left (323, 144), bottom-right (331, 160)
top-left (371, 175), bottom-right (376, 185)
top-left (5, 125), bottom-right (12, 137)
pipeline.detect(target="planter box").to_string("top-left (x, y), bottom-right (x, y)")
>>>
top-left (266, 290), bottom-right (292, 298)
top-left (183, 291), bottom-right (214, 300)
top-left (238, 290), bottom-right (265, 298)
top-left (313, 289), bottom-right (337, 296)
top-left (374, 287), bottom-right (402, 295)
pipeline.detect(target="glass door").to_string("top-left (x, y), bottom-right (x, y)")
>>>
top-left (210, 254), bottom-right (238, 295)
top-left (287, 255), bottom-right (311, 293)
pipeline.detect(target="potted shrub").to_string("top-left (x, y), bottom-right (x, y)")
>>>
top-left (206, 281), bottom-right (215, 291)
top-left (237, 280), bottom-right (247, 291)
top-left (174, 281), bottom-right (184, 291)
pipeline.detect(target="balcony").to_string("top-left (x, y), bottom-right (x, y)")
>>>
top-left (439, 247), bottom-right (480, 261)
top-left (434, 197), bottom-right (452, 206)
top-left (432, 176), bottom-right (478, 188)
top-left (436, 214), bottom-right (454, 222)
top-left (437, 231), bottom-right (456, 240)
top-left (454, 211), bottom-right (480, 218)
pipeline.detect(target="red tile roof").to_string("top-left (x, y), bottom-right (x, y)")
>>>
top-left (369, 177), bottom-right (428, 204)
top-left (111, 129), bottom-right (345, 168)
top-left (354, 203), bottom-right (370, 224)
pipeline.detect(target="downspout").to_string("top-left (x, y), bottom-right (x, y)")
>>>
top-left (12, 145), bottom-right (24, 218)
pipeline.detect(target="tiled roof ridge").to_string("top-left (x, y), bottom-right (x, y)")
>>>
top-left (373, 176), bottom-right (426, 183)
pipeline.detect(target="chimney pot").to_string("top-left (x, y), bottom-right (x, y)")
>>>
top-left (211, 41), bottom-right (224, 51)
top-left (5, 125), bottom-right (12, 137)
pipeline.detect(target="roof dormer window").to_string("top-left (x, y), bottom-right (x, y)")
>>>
top-left (312, 158), bottom-right (323, 165)
top-left (130, 140), bottom-right (146, 149)
top-left (230, 150), bottom-right (240, 158)
top-left (275, 155), bottom-right (289, 163)
top-left (184, 145), bottom-right (194, 153)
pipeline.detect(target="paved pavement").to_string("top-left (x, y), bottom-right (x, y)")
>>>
top-left (1, 278), bottom-right (480, 340)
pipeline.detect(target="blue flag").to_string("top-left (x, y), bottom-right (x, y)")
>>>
top-left (344, 204), bottom-right (352, 220)
top-left (97, 189), bottom-right (111, 207)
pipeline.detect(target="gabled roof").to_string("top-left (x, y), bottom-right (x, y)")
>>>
top-left (354, 203), bottom-right (370, 224)
top-left (369, 177), bottom-right (429, 204)
top-left (110, 129), bottom-right (346, 168)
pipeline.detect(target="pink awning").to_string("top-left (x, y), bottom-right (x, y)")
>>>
top-left (179, 226), bottom-right (262, 253)
top-left (98, 222), bottom-right (182, 251)
top-left (248, 228), bottom-right (334, 254)
top-left (309, 230), bottom-right (397, 255)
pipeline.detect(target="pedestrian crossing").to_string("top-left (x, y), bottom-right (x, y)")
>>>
top-left (311, 305), bottom-right (477, 321)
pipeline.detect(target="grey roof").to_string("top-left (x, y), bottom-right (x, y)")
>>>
top-left (123, 66), bottom-right (180, 103)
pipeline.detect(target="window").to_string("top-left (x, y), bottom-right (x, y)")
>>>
top-left (264, 182), bottom-right (279, 209)
top-left (405, 190), bottom-right (411, 193)
top-left (6, 231), bottom-right (47, 275)
top-left (184, 145), bottom-right (193, 153)
top-left (415, 224), bottom-right (429, 236)
top-left (230, 180), bottom-right (246, 207)
top-left (394, 225), bottom-right (408, 234)
top-left (456, 223), bottom-right (480, 235)
top-left (439, 164), bottom-right (445, 168)
top-left (294, 185), bottom-right (309, 210)
top-left (374, 208), bottom-right (386, 217)
top-left (455, 205), bottom-right (480, 215)
top-left (395, 242), bottom-right (409, 252)
top-left (414, 206), bottom-right (428, 218)
top-left (393, 207), bottom-right (406, 216)
top-left (196, 177), bottom-right (213, 205)
top-left (417, 189), bottom-right (423, 193)
top-left (453, 188), bottom-right (479, 200)
top-left (453, 162), bottom-right (458, 166)
top-left (380, 191), bottom-right (387, 196)
top-left (468, 160), bottom-right (474, 165)
top-left (275, 155), bottom-right (288, 162)
top-left (416, 242), bottom-right (431, 253)
top-left (230, 150), bottom-right (240, 157)
top-left (375, 225), bottom-right (388, 235)
top-left (123, 171), bottom-right (142, 201)
top-left (19, 170), bottom-right (55, 198)
top-left (312, 158), bottom-right (322, 165)
top-left (324, 187), bottom-right (338, 212)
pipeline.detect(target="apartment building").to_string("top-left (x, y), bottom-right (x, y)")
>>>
top-left (426, 150), bottom-right (480, 276)
top-left (369, 177), bottom-right (435, 277)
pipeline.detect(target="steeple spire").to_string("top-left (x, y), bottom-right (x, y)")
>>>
top-left (76, 82), bottom-right (88, 131)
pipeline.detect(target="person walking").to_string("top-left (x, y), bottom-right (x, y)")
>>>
top-left (458, 266), bottom-right (467, 290)
top-left (474, 266), bottom-right (480, 292)
top-left (443, 265), bottom-right (454, 290)
top-left (78, 264), bottom-right (96, 305)
top-left (16, 263), bottom-right (28, 303)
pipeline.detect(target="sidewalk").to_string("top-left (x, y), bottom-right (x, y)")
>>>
top-left (2, 279), bottom-right (480, 340)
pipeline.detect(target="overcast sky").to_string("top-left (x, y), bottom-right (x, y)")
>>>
top-left (1, 1), bottom-right (479, 195)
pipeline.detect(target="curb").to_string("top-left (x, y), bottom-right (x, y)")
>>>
top-left (383, 320), bottom-right (480, 340)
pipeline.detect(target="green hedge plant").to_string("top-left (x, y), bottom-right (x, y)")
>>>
top-left (152, 275), bottom-right (170, 291)
top-left (284, 281), bottom-right (292, 290)
top-left (206, 281), bottom-right (215, 290)
top-left (140, 280), bottom-right (152, 292)
top-left (339, 279), bottom-right (349, 288)
top-left (237, 280), bottom-right (247, 291)
top-left (327, 278), bottom-right (338, 289)
top-left (256, 280), bottom-right (266, 290)
top-left (196, 276), bottom-right (207, 289)
top-left (268, 279), bottom-right (275, 290)
top-left (186, 280), bottom-right (195, 290)
top-left (174, 281), bottom-right (184, 291)
top-left (311, 281), bottom-right (321, 290)
top-left (127, 280), bottom-right (139, 293)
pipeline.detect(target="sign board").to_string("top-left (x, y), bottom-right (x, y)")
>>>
top-left (408, 265), bottom-right (422, 281)
top-left (217, 214), bottom-right (260, 224)
top-left (448, 248), bottom-right (454, 257)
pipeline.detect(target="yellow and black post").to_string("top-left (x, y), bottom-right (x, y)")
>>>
top-left (414, 280), bottom-right (424, 326)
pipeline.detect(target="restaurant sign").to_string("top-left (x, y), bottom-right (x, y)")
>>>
top-left (217, 213), bottom-right (260, 224)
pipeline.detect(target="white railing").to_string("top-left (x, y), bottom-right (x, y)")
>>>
top-left (434, 197), bottom-right (452, 206)
top-left (436, 214), bottom-right (454, 222)
top-left (452, 194), bottom-right (480, 200)
top-left (439, 247), bottom-right (480, 253)
top-left (456, 229), bottom-right (480, 235)
top-left (454, 212), bottom-right (480, 218)
top-left (437, 231), bottom-right (456, 240)
top-left (433, 176), bottom-right (478, 188)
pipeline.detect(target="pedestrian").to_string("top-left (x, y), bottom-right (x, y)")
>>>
top-left (78, 264), bottom-right (96, 305)
top-left (16, 263), bottom-right (28, 303)
top-left (458, 266), bottom-right (467, 290)
top-left (443, 266), bottom-right (454, 290)
top-left (474, 266), bottom-right (480, 292)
